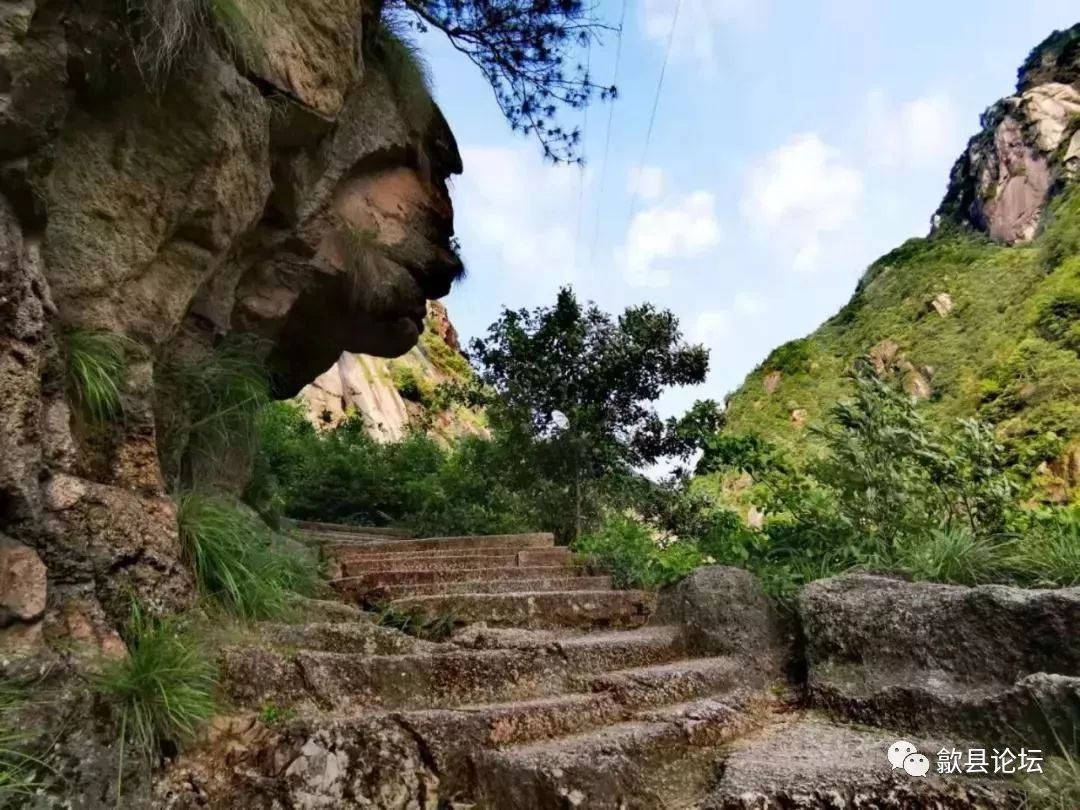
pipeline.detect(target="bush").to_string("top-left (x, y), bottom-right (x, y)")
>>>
top-left (764, 338), bottom-right (814, 375)
top-left (91, 603), bottom-right (215, 787)
top-left (177, 492), bottom-right (319, 619)
top-left (573, 517), bottom-right (702, 590)
top-left (64, 329), bottom-right (131, 424)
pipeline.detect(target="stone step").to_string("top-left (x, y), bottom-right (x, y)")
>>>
top-left (336, 548), bottom-right (573, 576)
top-left (220, 625), bottom-right (687, 712)
top-left (255, 621), bottom-right (437, 656)
top-left (381, 575), bottom-right (612, 599)
top-left (389, 589), bottom-right (657, 630)
top-left (473, 708), bottom-right (747, 810)
top-left (582, 657), bottom-right (743, 708)
top-left (294, 520), bottom-right (413, 538)
top-left (695, 715), bottom-right (1022, 810)
top-left (324, 532), bottom-right (555, 556)
top-left (330, 566), bottom-right (587, 603)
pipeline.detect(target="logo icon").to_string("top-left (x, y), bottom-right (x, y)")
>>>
top-left (888, 741), bottom-right (930, 777)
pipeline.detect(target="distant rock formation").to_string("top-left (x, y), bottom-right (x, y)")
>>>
top-left (299, 301), bottom-right (488, 443)
top-left (935, 27), bottom-right (1080, 242)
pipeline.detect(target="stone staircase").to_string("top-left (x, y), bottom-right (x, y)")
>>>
top-left (161, 524), bottom-right (1030, 809)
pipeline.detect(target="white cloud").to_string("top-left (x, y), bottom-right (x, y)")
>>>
top-left (733, 292), bottom-right (765, 316)
top-left (627, 166), bottom-right (667, 202)
top-left (693, 310), bottom-right (731, 348)
top-left (741, 133), bottom-right (864, 273)
top-left (455, 145), bottom-right (587, 286)
top-left (861, 89), bottom-right (964, 170)
top-left (617, 190), bottom-right (721, 288)
top-left (641, 0), bottom-right (764, 69)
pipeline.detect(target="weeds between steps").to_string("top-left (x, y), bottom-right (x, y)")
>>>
top-left (374, 604), bottom-right (457, 641)
top-left (91, 602), bottom-right (216, 802)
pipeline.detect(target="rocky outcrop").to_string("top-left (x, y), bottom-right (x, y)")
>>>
top-left (0, 0), bottom-right (462, 660)
top-left (799, 574), bottom-right (1080, 748)
top-left (935, 25), bottom-right (1080, 242)
top-left (299, 301), bottom-right (487, 442)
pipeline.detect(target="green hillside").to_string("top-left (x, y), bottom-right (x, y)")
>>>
top-left (721, 188), bottom-right (1080, 504)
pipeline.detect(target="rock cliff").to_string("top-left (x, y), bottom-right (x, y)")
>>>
top-left (0, 0), bottom-right (462, 658)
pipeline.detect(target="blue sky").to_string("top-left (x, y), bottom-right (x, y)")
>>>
top-left (417, 0), bottom-right (1078, 418)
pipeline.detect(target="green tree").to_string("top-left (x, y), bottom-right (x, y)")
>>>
top-left (468, 287), bottom-right (712, 538)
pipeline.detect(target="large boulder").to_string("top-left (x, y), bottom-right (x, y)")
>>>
top-left (655, 566), bottom-right (788, 682)
top-left (799, 574), bottom-right (1080, 747)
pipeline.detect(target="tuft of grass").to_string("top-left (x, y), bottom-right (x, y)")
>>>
top-left (91, 603), bottom-right (215, 797)
top-left (177, 493), bottom-right (319, 619)
top-left (1008, 509), bottom-right (1080, 587)
top-left (0, 684), bottom-right (51, 802)
top-left (157, 336), bottom-right (271, 491)
top-left (374, 604), bottom-right (456, 641)
top-left (127, 0), bottom-right (274, 83)
top-left (889, 527), bottom-right (1009, 586)
top-left (369, 17), bottom-right (434, 132)
top-left (1023, 754), bottom-right (1080, 810)
top-left (63, 329), bottom-right (132, 424)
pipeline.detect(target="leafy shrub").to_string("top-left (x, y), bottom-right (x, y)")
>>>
top-left (252, 402), bottom-right (539, 535)
top-left (64, 329), bottom-right (131, 423)
top-left (763, 338), bottom-right (814, 375)
top-left (1035, 291), bottom-right (1080, 354)
top-left (391, 364), bottom-right (435, 407)
top-left (92, 603), bottom-right (215, 789)
top-left (573, 517), bottom-right (702, 590)
top-left (177, 492), bottom-right (318, 618)
top-left (697, 432), bottom-right (780, 477)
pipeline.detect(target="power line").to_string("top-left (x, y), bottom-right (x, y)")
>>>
top-left (587, 0), bottom-right (629, 269)
top-left (625, 0), bottom-right (682, 232)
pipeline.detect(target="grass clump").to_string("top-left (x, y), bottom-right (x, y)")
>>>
top-left (1007, 508), bottom-right (1080, 587)
top-left (63, 329), bottom-right (132, 423)
top-left (889, 527), bottom-right (1009, 586)
top-left (0, 684), bottom-right (51, 802)
top-left (91, 603), bottom-right (215, 793)
top-left (369, 17), bottom-right (434, 132)
top-left (157, 336), bottom-right (270, 491)
top-left (1023, 754), bottom-right (1080, 809)
top-left (127, 0), bottom-right (274, 83)
top-left (573, 517), bottom-right (703, 590)
top-left (177, 492), bottom-right (319, 619)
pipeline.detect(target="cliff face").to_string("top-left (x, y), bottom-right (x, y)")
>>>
top-left (723, 25), bottom-right (1080, 503)
top-left (0, 0), bottom-right (462, 658)
top-left (300, 300), bottom-right (488, 442)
